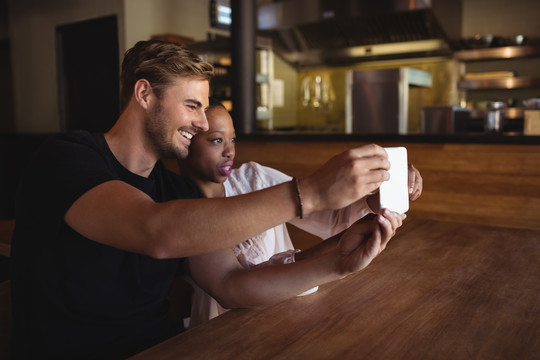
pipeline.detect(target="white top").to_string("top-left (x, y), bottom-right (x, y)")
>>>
top-left (188, 162), bottom-right (374, 327)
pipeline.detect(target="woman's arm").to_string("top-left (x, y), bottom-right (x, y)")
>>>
top-left (188, 210), bottom-right (403, 309)
top-left (288, 196), bottom-right (374, 240)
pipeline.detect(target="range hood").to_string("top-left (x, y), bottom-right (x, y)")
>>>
top-left (257, 0), bottom-right (462, 67)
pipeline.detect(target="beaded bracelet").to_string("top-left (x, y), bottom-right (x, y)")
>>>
top-left (292, 177), bottom-right (303, 219)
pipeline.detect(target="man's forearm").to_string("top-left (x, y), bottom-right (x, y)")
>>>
top-left (146, 180), bottom-right (302, 257)
top-left (66, 179), bottom-right (300, 258)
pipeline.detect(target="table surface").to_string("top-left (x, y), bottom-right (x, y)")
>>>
top-left (130, 219), bottom-right (540, 360)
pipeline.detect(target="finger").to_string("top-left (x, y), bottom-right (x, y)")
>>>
top-left (338, 221), bottom-right (376, 254)
top-left (376, 213), bottom-right (394, 251)
top-left (382, 209), bottom-right (403, 233)
top-left (409, 185), bottom-right (419, 200)
top-left (408, 164), bottom-right (416, 194)
top-left (368, 168), bottom-right (390, 184)
top-left (411, 172), bottom-right (423, 200)
top-left (349, 144), bottom-right (387, 160)
top-left (354, 154), bottom-right (390, 173)
top-left (350, 167), bottom-right (390, 190)
top-left (362, 225), bottom-right (382, 263)
top-left (379, 210), bottom-right (403, 249)
top-left (411, 187), bottom-right (421, 201)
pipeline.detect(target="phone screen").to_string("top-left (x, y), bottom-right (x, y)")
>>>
top-left (379, 147), bottom-right (409, 214)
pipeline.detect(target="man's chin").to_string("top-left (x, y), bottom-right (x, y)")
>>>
top-left (160, 145), bottom-right (188, 160)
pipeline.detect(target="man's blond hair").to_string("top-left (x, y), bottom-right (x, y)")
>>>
top-left (120, 40), bottom-right (214, 110)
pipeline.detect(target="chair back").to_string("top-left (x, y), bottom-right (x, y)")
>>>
top-left (0, 280), bottom-right (12, 358)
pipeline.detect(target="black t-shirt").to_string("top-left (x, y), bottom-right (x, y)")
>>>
top-left (11, 131), bottom-right (203, 359)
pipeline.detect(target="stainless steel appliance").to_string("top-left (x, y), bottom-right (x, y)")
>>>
top-left (420, 106), bottom-right (471, 134)
top-left (345, 67), bottom-right (432, 134)
top-left (485, 101), bottom-right (504, 133)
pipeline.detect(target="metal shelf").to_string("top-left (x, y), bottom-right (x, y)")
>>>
top-left (454, 46), bottom-right (540, 61)
top-left (458, 76), bottom-right (540, 90)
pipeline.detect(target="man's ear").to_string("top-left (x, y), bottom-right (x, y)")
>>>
top-left (133, 79), bottom-right (153, 110)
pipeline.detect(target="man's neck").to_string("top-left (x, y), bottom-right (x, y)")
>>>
top-left (105, 108), bottom-right (158, 178)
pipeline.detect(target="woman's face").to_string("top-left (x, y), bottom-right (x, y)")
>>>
top-left (184, 106), bottom-right (236, 184)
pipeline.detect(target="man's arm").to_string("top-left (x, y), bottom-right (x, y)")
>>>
top-left (65, 144), bottom-right (390, 259)
top-left (65, 179), bottom-right (298, 258)
top-left (287, 162), bottom-right (423, 240)
top-left (188, 210), bottom-right (403, 309)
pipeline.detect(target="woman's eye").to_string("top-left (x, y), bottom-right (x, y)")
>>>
top-left (211, 138), bottom-right (223, 144)
top-left (231, 137), bottom-right (237, 143)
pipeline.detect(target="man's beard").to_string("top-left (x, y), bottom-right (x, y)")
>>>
top-left (146, 101), bottom-right (189, 160)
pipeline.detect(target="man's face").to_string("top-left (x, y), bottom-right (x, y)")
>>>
top-left (146, 77), bottom-right (209, 160)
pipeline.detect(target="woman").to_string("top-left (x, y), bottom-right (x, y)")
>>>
top-left (178, 98), bottom-right (422, 327)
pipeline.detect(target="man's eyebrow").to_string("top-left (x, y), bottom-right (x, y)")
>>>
top-left (185, 99), bottom-right (203, 108)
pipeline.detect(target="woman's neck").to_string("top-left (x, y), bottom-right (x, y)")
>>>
top-left (196, 180), bottom-right (225, 198)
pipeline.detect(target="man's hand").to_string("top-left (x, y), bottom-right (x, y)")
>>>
top-left (300, 144), bottom-right (390, 214)
top-left (337, 210), bottom-right (404, 275)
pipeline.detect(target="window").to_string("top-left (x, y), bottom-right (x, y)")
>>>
top-left (210, 0), bottom-right (231, 30)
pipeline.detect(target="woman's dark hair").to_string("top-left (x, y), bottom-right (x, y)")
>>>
top-left (208, 97), bottom-right (227, 111)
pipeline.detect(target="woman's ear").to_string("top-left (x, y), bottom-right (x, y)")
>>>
top-left (133, 79), bottom-right (153, 110)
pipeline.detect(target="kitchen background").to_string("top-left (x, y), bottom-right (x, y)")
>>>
top-left (1, 0), bottom-right (539, 135)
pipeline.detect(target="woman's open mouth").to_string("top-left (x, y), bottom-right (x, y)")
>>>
top-left (219, 160), bottom-right (234, 176)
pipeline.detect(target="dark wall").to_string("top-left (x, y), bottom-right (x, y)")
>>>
top-left (0, 39), bottom-right (15, 133)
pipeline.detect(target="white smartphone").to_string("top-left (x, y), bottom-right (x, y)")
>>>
top-left (379, 147), bottom-right (409, 214)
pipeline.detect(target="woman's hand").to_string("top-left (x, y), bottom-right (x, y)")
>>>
top-left (337, 210), bottom-right (404, 275)
top-left (408, 164), bottom-right (423, 201)
top-left (365, 162), bottom-right (422, 214)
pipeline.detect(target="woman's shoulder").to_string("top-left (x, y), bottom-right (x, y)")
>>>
top-left (226, 162), bottom-right (292, 195)
top-left (235, 162), bottom-right (291, 181)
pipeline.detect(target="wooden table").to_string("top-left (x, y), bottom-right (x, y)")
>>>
top-left (130, 219), bottom-right (540, 359)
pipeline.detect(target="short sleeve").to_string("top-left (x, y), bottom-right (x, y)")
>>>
top-left (17, 133), bottom-right (117, 220)
top-left (225, 161), bottom-right (292, 196)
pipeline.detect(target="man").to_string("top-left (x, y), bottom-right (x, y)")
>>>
top-left (11, 40), bottom-right (397, 359)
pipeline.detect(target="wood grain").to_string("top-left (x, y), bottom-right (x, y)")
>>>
top-left (231, 141), bottom-right (540, 231)
top-left (129, 219), bottom-right (540, 360)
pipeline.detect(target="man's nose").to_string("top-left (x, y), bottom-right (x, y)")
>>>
top-left (194, 112), bottom-right (209, 132)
